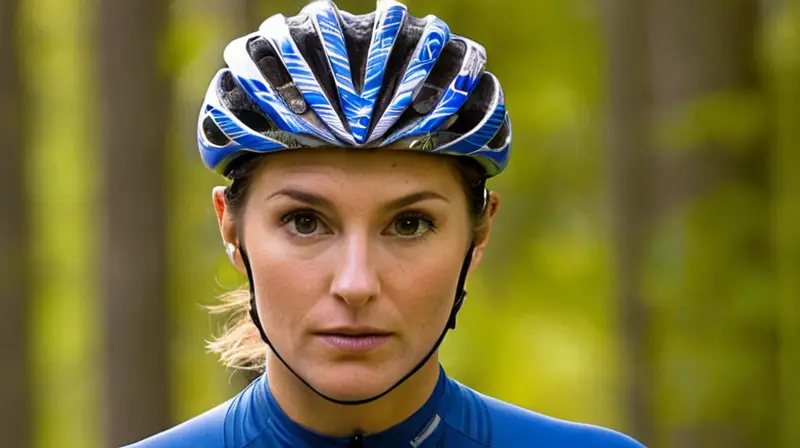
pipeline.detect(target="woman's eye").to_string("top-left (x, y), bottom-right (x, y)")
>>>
top-left (284, 212), bottom-right (322, 236)
top-left (390, 215), bottom-right (434, 238)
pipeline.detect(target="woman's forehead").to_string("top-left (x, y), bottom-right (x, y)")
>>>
top-left (253, 149), bottom-right (462, 187)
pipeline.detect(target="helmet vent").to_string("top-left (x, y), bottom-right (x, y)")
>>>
top-left (445, 72), bottom-right (494, 134)
top-left (247, 37), bottom-right (308, 114)
top-left (219, 70), bottom-right (277, 134)
top-left (287, 14), bottom-right (349, 131)
top-left (366, 14), bottom-right (427, 138)
top-left (486, 114), bottom-right (510, 149)
top-left (202, 116), bottom-right (231, 146)
top-left (340, 11), bottom-right (375, 94)
top-left (382, 38), bottom-right (468, 138)
top-left (411, 38), bottom-right (465, 115)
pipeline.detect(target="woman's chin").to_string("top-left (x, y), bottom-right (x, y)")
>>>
top-left (305, 362), bottom-right (399, 401)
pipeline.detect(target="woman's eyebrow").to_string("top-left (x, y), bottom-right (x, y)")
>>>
top-left (382, 191), bottom-right (449, 211)
top-left (267, 188), bottom-right (335, 210)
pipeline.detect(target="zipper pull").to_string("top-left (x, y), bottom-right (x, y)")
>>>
top-left (349, 432), bottom-right (364, 448)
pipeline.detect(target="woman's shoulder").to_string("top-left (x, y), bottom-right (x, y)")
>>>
top-left (122, 399), bottom-right (232, 448)
top-left (440, 378), bottom-right (646, 447)
top-left (123, 375), bottom-right (271, 448)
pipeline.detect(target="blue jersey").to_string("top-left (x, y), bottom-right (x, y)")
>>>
top-left (127, 367), bottom-right (644, 447)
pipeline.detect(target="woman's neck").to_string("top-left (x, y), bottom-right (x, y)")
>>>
top-left (266, 357), bottom-right (441, 437)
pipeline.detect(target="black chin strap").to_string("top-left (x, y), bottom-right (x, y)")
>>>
top-left (239, 241), bottom-right (475, 406)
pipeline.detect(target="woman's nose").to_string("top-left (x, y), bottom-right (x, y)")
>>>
top-left (329, 234), bottom-right (380, 308)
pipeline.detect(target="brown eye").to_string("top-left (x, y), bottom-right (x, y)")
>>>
top-left (389, 213), bottom-right (434, 238)
top-left (280, 208), bottom-right (333, 239)
top-left (394, 217), bottom-right (422, 236)
top-left (292, 213), bottom-right (318, 235)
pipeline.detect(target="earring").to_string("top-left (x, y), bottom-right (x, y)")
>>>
top-left (225, 242), bottom-right (236, 261)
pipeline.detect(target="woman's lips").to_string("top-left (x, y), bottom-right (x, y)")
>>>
top-left (316, 333), bottom-right (392, 352)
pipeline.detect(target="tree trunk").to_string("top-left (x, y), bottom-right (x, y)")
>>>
top-left (95, 0), bottom-right (171, 445)
top-left (769, 3), bottom-right (800, 447)
top-left (0, 0), bottom-right (31, 446)
top-left (603, 0), bottom-right (656, 444)
top-left (649, 0), bottom-right (771, 446)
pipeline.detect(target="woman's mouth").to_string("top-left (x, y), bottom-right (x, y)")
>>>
top-left (314, 328), bottom-right (393, 352)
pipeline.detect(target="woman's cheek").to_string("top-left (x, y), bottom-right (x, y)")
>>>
top-left (253, 250), bottom-right (323, 323)
top-left (389, 241), bottom-right (462, 321)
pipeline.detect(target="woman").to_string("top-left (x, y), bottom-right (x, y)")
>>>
top-left (130, 0), bottom-right (644, 446)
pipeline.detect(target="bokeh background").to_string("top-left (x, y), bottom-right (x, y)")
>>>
top-left (1, 0), bottom-right (798, 447)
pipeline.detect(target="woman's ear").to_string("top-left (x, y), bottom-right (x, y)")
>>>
top-left (467, 190), bottom-right (501, 276)
top-left (212, 186), bottom-right (246, 273)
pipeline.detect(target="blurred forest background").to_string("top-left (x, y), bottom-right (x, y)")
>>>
top-left (0, 0), bottom-right (798, 447)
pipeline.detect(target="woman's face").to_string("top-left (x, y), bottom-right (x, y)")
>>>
top-left (218, 149), bottom-right (494, 401)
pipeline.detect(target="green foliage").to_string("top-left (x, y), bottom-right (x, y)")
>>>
top-left (657, 91), bottom-right (766, 153)
top-left (21, 0), bottom-right (100, 446)
top-left (766, 2), bottom-right (800, 447)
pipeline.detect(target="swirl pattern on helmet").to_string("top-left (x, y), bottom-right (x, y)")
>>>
top-left (197, 0), bottom-right (512, 178)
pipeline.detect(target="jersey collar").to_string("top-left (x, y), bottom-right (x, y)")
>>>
top-left (259, 365), bottom-right (448, 447)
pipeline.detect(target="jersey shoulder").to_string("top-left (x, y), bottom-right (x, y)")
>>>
top-left (441, 379), bottom-right (645, 447)
top-left (122, 399), bottom-right (232, 448)
top-left (124, 376), bottom-right (273, 448)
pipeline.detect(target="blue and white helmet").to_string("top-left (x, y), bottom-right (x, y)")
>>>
top-left (198, 0), bottom-right (511, 178)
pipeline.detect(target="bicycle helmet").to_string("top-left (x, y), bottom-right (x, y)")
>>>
top-left (197, 0), bottom-right (511, 178)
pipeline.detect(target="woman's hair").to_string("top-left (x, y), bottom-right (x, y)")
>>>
top-left (206, 153), bottom-right (489, 371)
